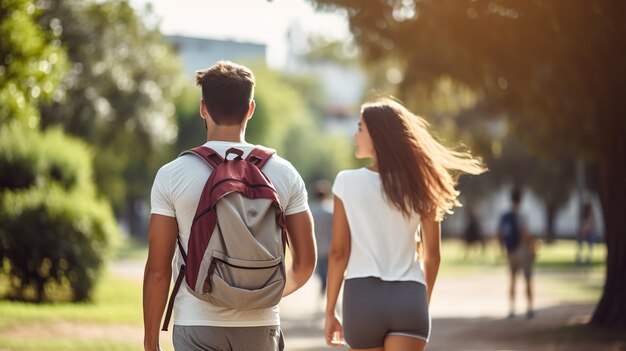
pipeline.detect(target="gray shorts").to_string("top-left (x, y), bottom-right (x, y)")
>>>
top-left (173, 325), bottom-right (284, 351)
top-left (342, 277), bottom-right (431, 349)
top-left (507, 246), bottom-right (533, 279)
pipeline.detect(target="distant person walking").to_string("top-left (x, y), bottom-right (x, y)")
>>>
top-left (497, 187), bottom-right (535, 319)
top-left (310, 179), bottom-right (333, 298)
top-left (324, 98), bottom-right (485, 350)
top-left (463, 205), bottom-right (485, 257)
top-left (576, 201), bottom-right (596, 265)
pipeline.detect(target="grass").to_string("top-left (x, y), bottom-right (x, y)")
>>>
top-left (0, 272), bottom-right (143, 329)
top-left (0, 271), bottom-right (150, 351)
top-left (0, 339), bottom-right (140, 351)
top-left (440, 238), bottom-right (606, 271)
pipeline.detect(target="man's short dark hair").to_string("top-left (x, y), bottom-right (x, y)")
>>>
top-left (511, 187), bottom-right (522, 205)
top-left (196, 61), bottom-right (255, 125)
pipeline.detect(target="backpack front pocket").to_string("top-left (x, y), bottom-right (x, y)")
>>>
top-left (202, 251), bottom-right (285, 309)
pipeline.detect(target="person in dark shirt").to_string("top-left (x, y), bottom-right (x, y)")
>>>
top-left (497, 187), bottom-right (535, 319)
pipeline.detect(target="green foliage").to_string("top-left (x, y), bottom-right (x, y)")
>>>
top-left (0, 123), bottom-right (93, 192)
top-left (38, 0), bottom-right (184, 212)
top-left (283, 121), bottom-right (357, 185)
top-left (246, 65), bottom-right (311, 153)
top-left (314, 0), bottom-right (626, 157)
top-left (0, 124), bottom-right (119, 302)
top-left (172, 83), bottom-right (203, 153)
top-left (0, 0), bottom-right (68, 126)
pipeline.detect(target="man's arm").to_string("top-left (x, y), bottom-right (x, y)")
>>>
top-left (282, 210), bottom-right (316, 296)
top-left (143, 214), bottom-right (178, 351)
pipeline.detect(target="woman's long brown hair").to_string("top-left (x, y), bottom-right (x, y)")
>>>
top-left (362, 98), bottom-right (486, 221)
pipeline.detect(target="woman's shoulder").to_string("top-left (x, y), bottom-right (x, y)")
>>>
top-left (333, 168), bottom-right (372, 195)
top-left (334, 168), bottom-right (373, 182)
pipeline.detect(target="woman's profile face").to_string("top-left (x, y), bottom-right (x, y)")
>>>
top-left (354, 118), bottom-right (375, 159)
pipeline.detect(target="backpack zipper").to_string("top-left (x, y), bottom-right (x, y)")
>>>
top-left (210, 177), bottom-right (276, 194)
top-left (214, 257), bottom-right (282, 270)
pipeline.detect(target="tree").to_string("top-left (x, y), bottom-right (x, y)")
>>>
top-left (38, 0), bottom-right (184, 237)
top-left (0, 0), bottom-right (67, 125)
top-left (314, 0), bottom-right (626, 328)
top-left (0, 0), bottom-right (118, 301)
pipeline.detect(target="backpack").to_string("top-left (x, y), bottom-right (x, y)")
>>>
top-left (161, 146), bottom-right (288, 331)
top-left (500, 211), bottom-right (520, 252)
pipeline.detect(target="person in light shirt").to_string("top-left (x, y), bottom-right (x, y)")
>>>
top-left (144, 61), bottom-right (316, 351)
top-left (324, 98), bottom-right (485, 351)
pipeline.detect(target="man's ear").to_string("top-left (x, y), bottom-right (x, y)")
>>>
top-left (199, 100), bottom-right (208, 120)
top-left (246, 100), bottom-right (256, 121)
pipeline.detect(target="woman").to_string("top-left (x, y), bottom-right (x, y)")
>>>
top-left (324, 98), bottom-right (485, 351)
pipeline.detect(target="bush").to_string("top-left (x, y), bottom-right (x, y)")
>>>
top-left (0, 123), bottom-right (119, 302)
top-left (0, 124), bottom-right (93, 192)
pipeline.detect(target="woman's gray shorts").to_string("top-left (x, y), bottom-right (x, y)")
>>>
top-left (342, 277), bottom-right (431, 349)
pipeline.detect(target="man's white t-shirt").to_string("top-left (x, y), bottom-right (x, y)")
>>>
top-left (150, 141), bottom-right (309, 327)
top-left (332, 168), bottom-right (426, 285)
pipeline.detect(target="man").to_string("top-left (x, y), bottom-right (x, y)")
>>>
top-left (497, 187), bottom-right (535, 319)
top-left (143, 61), bottom-right (316, 351)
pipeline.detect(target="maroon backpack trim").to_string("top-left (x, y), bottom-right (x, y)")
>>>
top-left (245, 146), bottom-right (274, 169)
top-left (184, 146), bottom-right (224, 169)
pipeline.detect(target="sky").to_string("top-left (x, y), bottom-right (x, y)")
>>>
top-left (128, 0), bottom-right (351, 67)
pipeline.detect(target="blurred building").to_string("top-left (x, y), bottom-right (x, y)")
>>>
top-left (165, 35), bottom-right (266, 78)
top-left (283, 21), bottom-right (366, 136)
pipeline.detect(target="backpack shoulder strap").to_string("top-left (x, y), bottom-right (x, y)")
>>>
top-left (245, 146), bottom-right (276, 169)
top-left (180, 146), bottom-right (224, 169)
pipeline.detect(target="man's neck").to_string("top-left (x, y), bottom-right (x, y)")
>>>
top-left (206, 124), bottom-right (246, 143)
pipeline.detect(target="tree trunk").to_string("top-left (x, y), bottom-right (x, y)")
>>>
top-left (590, 151), bottom-right (626, 329)
top-left (544, 203), bottom-right (556, 244)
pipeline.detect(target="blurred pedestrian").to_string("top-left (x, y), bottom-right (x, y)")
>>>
top-left (576, 201), bottom-right (596, 265)
top-left (310, 179), bottom-right (333, 299)
top-left (463, 205), bottom-right (485, 258)
top-left (324, 98), bottom-right (485, 350)
top-left (497, 187), bottom-right (535, 319)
